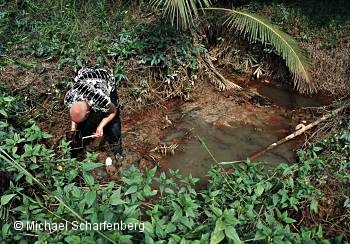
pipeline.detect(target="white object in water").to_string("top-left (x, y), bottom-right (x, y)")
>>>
top-left (105, 157), bottom-right (113, 166)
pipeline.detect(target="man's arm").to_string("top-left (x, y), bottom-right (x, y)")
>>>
top-left (95, 104), bottom-right (117, 137)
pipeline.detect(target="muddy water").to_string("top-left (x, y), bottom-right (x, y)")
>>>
top-left (256, 83), bottom-right (331, 108)
top-left (161, 82), bottom-right (330, 179)
top-left (162, 115), bottom-right (295, 179)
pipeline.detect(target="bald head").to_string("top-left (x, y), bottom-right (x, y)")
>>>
top-left (70, 101), bottom-right (90, 123)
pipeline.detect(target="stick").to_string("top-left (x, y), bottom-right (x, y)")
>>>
top-left (249, 104), bottom-right (348, 161)
top-left (82, 134), bottom-right (97, 140)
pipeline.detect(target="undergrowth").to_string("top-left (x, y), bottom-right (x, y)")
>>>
top-left (0, 0), bottom-right (202, 108)
top-left (0, 84), bottom-right (349, 243)
top-left (0, 1), bottom-right (349, 243)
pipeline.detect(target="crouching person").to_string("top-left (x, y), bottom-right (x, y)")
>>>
top-left (64, 66), bottom-right (123, 164)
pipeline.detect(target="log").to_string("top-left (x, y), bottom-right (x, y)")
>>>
top-left (249, 104), bottom-right (349, 161)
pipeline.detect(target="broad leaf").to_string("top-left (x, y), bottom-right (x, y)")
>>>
top-left (1, 194), bottom-right (16, 206)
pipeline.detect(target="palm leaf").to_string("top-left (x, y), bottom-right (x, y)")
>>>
top-left (151, 0), bottom-right (211, 29)
top-left (208, 8), bottom-right (314, 93)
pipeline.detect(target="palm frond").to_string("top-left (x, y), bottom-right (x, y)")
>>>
top-left (208, 8), bottom-right (315, 93)
top-left (151, 0), bottom-right (211, 29)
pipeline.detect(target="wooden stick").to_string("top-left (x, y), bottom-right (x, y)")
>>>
top-left (82, 134), bottom-right (97, 140)
top-left (249, 104), bottom-right (348, 161)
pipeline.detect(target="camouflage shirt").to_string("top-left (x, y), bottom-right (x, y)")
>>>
top-left (64, 67), bottom-right (117, 112)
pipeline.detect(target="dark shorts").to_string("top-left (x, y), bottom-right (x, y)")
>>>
top-left (77, 90), bottom-right (122, 154)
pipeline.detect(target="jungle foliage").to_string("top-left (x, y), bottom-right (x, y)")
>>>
top-left (0, 0), bottom-right (349, 243)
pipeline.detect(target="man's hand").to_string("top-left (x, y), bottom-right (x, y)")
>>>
top-left (95, 125), bottom-right (104, 137)
top-left (71, 121), bottom-right (77, 131)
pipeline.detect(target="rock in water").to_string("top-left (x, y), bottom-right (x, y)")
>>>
top-left (105, 157), bottom-right (119, 180)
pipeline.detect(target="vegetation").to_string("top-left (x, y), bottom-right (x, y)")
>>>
top-left (0, 0), bottom-right (349, 243)
top-left (151, 0), bottom-right (313, 92)
top-left (0, 83), bottom-right (349, 242)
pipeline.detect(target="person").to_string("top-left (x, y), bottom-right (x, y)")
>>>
top-left (64, 66), bottom-right (123, 163)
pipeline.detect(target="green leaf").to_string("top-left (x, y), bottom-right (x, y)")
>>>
top-left (82, 236), bottom-right (97, 244)
top-left (83, 162), bottom-right (103, 171)
top-left (85, 191), bottom-right (96, 207)
top-left (147, 166), bottom-right (157, 179)
top-left (143, 185), bottom-right (157, 197)
top-left (125, 185), bottom-right (138, 195)
top-left (83, 172), bottom-right (94, 186)
top-left (255, 183), bottom-right (264, 197)
top-left (180, 216), bottom-right (193, 229)
top-left (165, 187), bottom-right (175, 194)
top-left (143, 221), bottom-right (154, 235)
top-left (0, 109), bottom-right (7, 117)
top-left (310, 199), bottom-right (318, 213)
top-left (2, 224), bottom-right (10, 239)
top-left (210, 230), bottom-right (225, 244)
top-left (272, 194), bottom-right (280, 206)
top-left (279, 211), bottom-right (296, 224)
top-left (65, 235), bottom-right (81, 244)
top-left (223, 209), bottom-right (237, 225)
top-left (254, 230), bottom-right (266, 241)
top-left (1, 194), bottom-right (16, 206)
top-left (110, 198), bottom-right (126, 206)
top-left (312, 146), bottom-right (323, 152)
top-left (210, 205), bottom-right (222, 217)
top-left (225, 226), bottom-right (243, 244)
top-left (165, 223), bottom-right (177, 234)
top-left (110, 189), bottom-right (126, 205)
top-left (171, 209), bottom-right (182, 223)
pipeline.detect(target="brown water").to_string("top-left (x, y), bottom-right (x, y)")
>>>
top-left (256, 82), bottom-right (331, 108)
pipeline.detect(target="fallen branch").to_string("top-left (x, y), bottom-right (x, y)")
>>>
top-left (249, 103), bottom-right (349, 161)
top-left (202, 54), bottom-right (242, 90)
